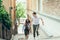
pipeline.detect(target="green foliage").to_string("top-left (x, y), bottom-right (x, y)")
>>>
top-left (0, 0), bottom-right (11, 30)
top-left (0, 0), bottom-right (2, 7)
top-left (16, 2), bottom-right (26, 19)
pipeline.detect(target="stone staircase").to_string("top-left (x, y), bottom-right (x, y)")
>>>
top-left (0, 38), bottom-right (5, 40)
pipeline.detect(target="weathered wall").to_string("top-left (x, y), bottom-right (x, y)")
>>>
top-left (2, 0), bottom-right (11, 13)
top-left (43, 0), bottom-right (60, 16)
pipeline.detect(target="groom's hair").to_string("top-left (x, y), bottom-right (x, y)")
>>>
top-left (33, 12), bottom-right (36, 15)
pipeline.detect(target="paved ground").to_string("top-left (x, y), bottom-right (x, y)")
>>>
top-left (11, 31), bottom-right (60, 40)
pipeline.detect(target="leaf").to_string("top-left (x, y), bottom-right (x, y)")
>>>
top-left (0, 2), bottom-right (11, 30)
top-left (16, 2), bottom-right (26, 19)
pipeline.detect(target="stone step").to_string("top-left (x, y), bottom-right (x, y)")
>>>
top-left (0, 38), bottom-right (5, 40)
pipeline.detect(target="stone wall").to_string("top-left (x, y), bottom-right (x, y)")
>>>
top-left (43, 0), bottom-right (60, 16)
top-left (2, 0), bottom-right (10, 13)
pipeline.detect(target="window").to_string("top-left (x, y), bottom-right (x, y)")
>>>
top-left (16, 0), bottom-right (27, 18)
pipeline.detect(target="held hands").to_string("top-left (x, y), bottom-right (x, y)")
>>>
top-left (42, 21), bottom-right (44, 25)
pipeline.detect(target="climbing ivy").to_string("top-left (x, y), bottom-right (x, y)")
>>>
top-left (0, 0), bottom-right (11, 30)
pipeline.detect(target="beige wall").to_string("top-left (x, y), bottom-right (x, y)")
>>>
top-left (43, 0), bottom-right (60, 16)
top-left (27, 0), bottom-right (37, 14)
top-left (2, 0), bottom-right (10, 13)
top-left (32, 0), bottom-right (37, 11)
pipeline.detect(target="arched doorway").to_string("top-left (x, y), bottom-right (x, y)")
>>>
top-left (16, 0), bottom-right (27, 34)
